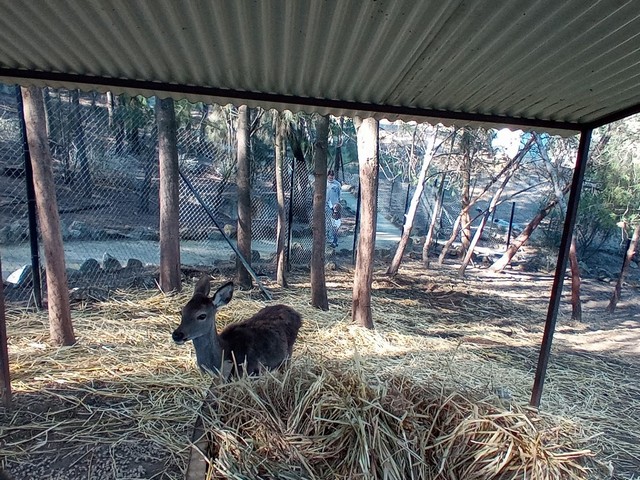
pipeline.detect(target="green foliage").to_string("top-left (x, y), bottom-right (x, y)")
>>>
top-left (585, 118), bottom-right (640, 232)
top-left (119, 94), bottom-right (153, 130)
top-left (173, 99), bottom-right (199, 129)
top-left (575, 190), bottom-right (616, 259)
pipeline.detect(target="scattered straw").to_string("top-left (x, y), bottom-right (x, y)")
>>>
top-left (0, 262), bottom-right (637, 479)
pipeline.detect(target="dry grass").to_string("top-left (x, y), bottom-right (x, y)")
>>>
top-left (201, 361), bottom-right (592, 479)
top-left (1, 262), bottom-right (638, 479)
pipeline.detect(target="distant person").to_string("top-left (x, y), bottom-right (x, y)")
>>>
top-left (326, 170), bottom-right (342, 247)
top-left (326, 170), bottom-right (341, 209)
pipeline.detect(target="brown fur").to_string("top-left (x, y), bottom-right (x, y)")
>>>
top-left (219, 304), bottom-right (302, 375)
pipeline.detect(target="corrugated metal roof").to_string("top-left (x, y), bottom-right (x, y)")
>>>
top-left (1, 0), bottom-right (639, 134)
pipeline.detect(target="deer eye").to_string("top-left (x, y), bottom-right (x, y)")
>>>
top-left (197, 313), bottom-right (207, 321)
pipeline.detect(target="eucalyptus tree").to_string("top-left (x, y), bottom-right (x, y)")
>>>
top-left (273, 111), bottom-right (288, 287)
top-left (156, 97), bottom-right (181, 293)
top-left (489, 133), bottom-right (577, 274)
top-left (311, 115), bottom-right (330, 310)
top-left (236, 105), bottom-right (252, 290)
top-left (437, 128), bottom-right (501, 263)
top-left (458, 136), bottom-right (535, 277)
top-left (69, 89), bottom-right (92, 196)
top-left (352, 117), bottom-right (379, 329)
top-left (21, 86), bottom-right (75, 346)
top-left (386, 124), bottom-right (443, 276)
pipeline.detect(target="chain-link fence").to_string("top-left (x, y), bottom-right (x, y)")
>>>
top-left (1, 82), bottom-right (531, 305)
top-left (1, 84), bottom-right (368, 304)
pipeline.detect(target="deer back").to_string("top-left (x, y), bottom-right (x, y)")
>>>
top-left (219, 304), bottom-right (302, 374)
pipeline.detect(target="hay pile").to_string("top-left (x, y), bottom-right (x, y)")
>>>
top-left (1, 265), bottom-right (636, 479)
top-left (201, 360), bottom-right (591, 479)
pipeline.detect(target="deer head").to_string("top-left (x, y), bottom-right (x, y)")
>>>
top-left (172, 277), bottom-right (234, 344)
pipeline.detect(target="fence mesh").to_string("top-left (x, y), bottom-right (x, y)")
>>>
top-left (0, 86), bottom-right (351, 304)
top-left (1, 83), bottom-right (527, 305)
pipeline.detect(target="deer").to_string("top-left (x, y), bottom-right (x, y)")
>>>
top-left (172, 276), bottom-right (302, 377)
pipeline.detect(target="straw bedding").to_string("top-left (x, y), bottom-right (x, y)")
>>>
top-left (1, 262), bottom-right (637, 479)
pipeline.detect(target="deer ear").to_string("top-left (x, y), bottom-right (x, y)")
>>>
top-left (194, 275), bottom-right (211, 297)
top-left (212, 282), bottom-right (234, 307)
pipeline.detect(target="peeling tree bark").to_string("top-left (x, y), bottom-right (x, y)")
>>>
top-left (422, 172), bottom-right (446, 267)
top-left (21, 86), bottom-right (75, 346)
top-left (236, 105), bottom-right (252, 290)
top-left (387, 142), bottom-right (434, 276)
top-left (156, 97), bottom-right (181, 293)
top-left (274, 113), bottom-right (288, 287)
top-left (352, 117), bottom-right (379, 329)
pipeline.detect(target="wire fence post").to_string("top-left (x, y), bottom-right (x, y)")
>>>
top-left (506, 201), bottom-right (516, 250)
top-left (286, 157), bottom-right (296, 272)
top-left (16, 85), bottom-right (43, 309)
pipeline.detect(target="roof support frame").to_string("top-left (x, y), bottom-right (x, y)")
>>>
top-left (530, 128), bottom-right (593, 408)
top-left (584, 101), bottom-right (640, 131)
top-left (0, 68), bottom-right (582, 134)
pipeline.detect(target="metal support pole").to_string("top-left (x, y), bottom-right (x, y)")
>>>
top-left (286, 158), bottom-right (296, 272)
top-left (179, 170), bottom-right (272, 301)
top-left (530, 129), bottom-right (592, 408)
top-left (506, 202), bottom-right (516, 250)
top-left (16, 86), bottom-right (43, 309)
top-left (352, 185), bottom-right (361, 265)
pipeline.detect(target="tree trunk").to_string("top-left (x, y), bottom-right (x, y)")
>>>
top-left (70, 89), bottom-right (92, 197)
top-left (352, 117), bottom-right (379, 329)
top-left (607, 223), bottom-right (640, 313)
top-left (537, 132), bottom-right (583, 315)
top-left (489, 186), bottom-right (570, 272)
top-left (459, 157), bottom-right (472, 258)
top-left (106, 91), bottom-right (114, 129)
top-left (156, 97), bottom-right (181, 293)
top-left (569, 236), bottom-right (582, 321)
top-left (423, 173), bottom-right (446, 267)
top-left (274, 113), bottom-right (288, 287)
top-left (438, 214), bottom-right (462, 264)
top-left (236, 105), bottom-right (252, 289)
top-left (387, 146), bottom-right (434, 275)
top-left (459, 159), bottom-right (518, 276)
top-left (42, 87), bottom-right (52, 137)
top-left (458, 210), bottom-right (489, 274)
top-left (21, 86), bottom-right (75, 346)
top-left (311, 115), bottom-right (329, 310)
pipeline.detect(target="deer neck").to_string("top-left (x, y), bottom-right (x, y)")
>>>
top-left (192, 324), bottom-right (224, 374)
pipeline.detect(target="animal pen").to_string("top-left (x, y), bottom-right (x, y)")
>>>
top-left (1, 83), bottom-right (638, 479)
top-left (1, 1), bottom-right (640, 479)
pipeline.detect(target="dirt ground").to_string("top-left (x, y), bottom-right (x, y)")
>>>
top-left (1, 254), bottom-right (639, 479)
